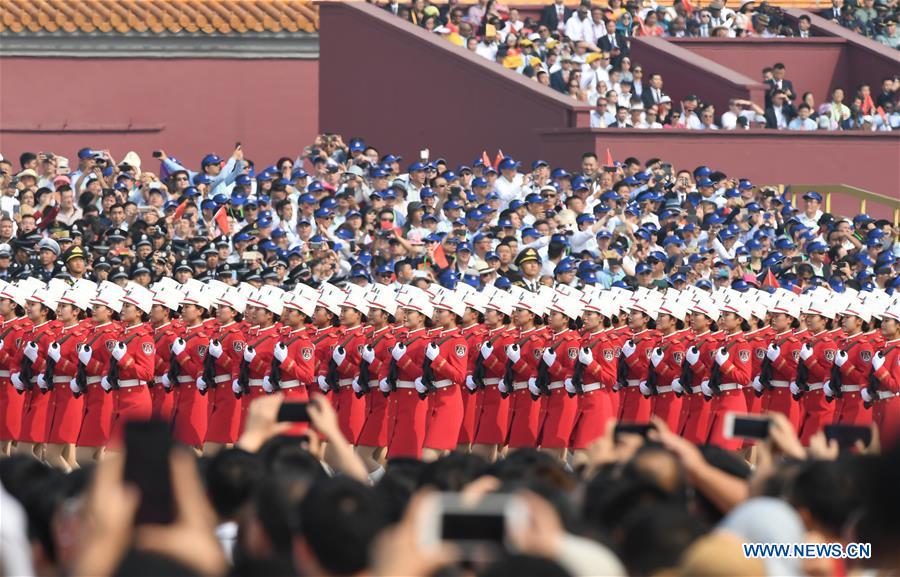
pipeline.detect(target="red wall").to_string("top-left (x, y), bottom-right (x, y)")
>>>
top-left (0, 57), bottom-right (319, 170)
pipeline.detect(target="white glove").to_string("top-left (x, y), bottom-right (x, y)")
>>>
top-left (700, 379), bottom-right (712, 397)
top-left (639, 380), bottom-right (653, 396)
top-left (686, 346), bottom-right (700, 366)
top-left (835, 350), bottom-right (848, 368)
top-left (317, 375), bottom-right (329, 393)
top-left (332, 346), bottom-right (346, 366)
top-left (672, 378), bottom-right (684, 394)
top-left (208, 339), bottom-right (223, 359)
top-left (161, 374), bottom-right (172, 391)
top-left (378, 378), bottom-right (391, 393)
top-left (872, 352), bottom-right (885, 371)
top-left (11, 372), bottom-right (23, 391)
top-left (48, 342), bottom-right (61, 363)
top-left (861, 388), bottom-right (874, 404)
top-left (361, 345), bottom-right (375, 364)
top-left (527, 377), bottom-right (541, 397)
top-left (232, 379), bottom-right (242, 395)
top-left (171, 337), bottom-right (187, 356)
top-left (790, 381), bottom-right (801, 396)
top-left (766, 343), bottom-right (780, 362)
top-left (715, 347), bottom-right (729, 366)
top-left (23, 341), bottom-right (38, 363)
top-left (414, 377), bottom-right (427, 394)
top-left (425, 342), bottom-right (440, 361)
top-left (112, 342), bottom-right (127, 361)
top-left (352, 377), bottom-right (363, 394)
top-left (498, 380), bottom-right (509, 394)
top-left (799, 343), bottom-right (814, 361)
top-left (622, 339), bottom-right (637, 358)
top-left (542, 348), bottom-right (557, 368)
top-left (69, 378), bottom-right (81, 394)
top-left (261, 376), bottom-right (273, 393)
top-left (78, 344), bottom-right (92, 365)
top-left (650, 347), bottom-right (665, 367)
top-left (274, 342), bottom-right (288, 363)
top-left (578, 347), bottom-right (594, 365)
top-left (391, 343), bottom-right (406, 361)
top-left (37, 374), bottom-right (48, 391)
top-left (824, 380), bottom-right (835, 398)
top-left (101, 376), bottom-right (112, 392)
top-left (506, 344), bottom-right (521, 364)
top-left (612, 382), bottom-right (622, 392)
top-left (197, 376), bottom-right (208, 392)
top-left (465, 375), bottom-right (477, 391)
top-left (564, 378), bottom-right (576, 394)
top-left (243, 346), bottom-right (256, 363)
top-left (481, 341), bottom-right (493, 359)
top-left (752, 376), bottom-right (763, 393)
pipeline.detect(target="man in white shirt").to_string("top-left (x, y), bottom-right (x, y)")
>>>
top-left (564, 4), bottom-right (591, 42)
top-left (720, 99), bottom-right (763, 129)
top-left (797, 191), bottom-right (824, 228)
top-left (494, 158), bottom-right (525, 209)
top-left (788, 104), bottom-right (818, 130)
top-left (590, 98), bottom-right (617, 128)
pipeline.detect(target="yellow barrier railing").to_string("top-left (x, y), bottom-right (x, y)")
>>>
top-left (774, 184), bottom-right (900, 227)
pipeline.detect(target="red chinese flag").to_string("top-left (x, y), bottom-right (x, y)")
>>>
top-left (681, 0), bottom-right (694, 15)
top-left (605, 147), bottom-right (614, 166)
top-left (173, 199), bottom-right (188, 221)
top-left (763, 268), bottom-right (779, 290)
top-left (494, 150), bottom-right (505, 170)
top-left (482, 150), bottom-right (492, 168)
top-left (214, 206), bottom-right (230, 235)
top-left (431, 243), bottom-right (449, 269)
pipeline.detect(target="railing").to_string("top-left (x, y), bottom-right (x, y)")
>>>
top-left (780, 184), bottom-right (900, 226)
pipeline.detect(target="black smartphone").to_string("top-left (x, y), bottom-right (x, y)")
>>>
top-left (123, 420), bottom-right (175, 525)
top-left (724, 414), bottom-right (771, 440)
top-left (152, 151), bottom-right (163, 159)
top-left (825, 424), bottom-right (871, 448)
top-left (277, 402), bottom-right (310, 423)
top-left (615, 422), bottom-right (653, 437)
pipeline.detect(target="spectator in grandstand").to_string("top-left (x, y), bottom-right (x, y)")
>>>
top-left (788, 104), bottom-right (819, 130)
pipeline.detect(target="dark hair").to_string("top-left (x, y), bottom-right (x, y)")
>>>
top-left (789, 460), bottom-right (863, 536)
top-left (205, 449), bottom-right (265, 520)
top-left (621, 505), bottom-right (705, 576)
top-left (296, 477), bottom-right (388, 576)
top-left (480, 555), bottom-right (573, 577)
top-left (418, 453), bottom-right (491, 491)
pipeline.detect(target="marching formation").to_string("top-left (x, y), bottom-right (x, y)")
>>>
top-left (0, 275), bottom-right (897, 471)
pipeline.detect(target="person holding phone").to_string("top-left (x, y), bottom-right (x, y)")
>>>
top-left (0, 282), bottom-right (33, 457)
top-left (170, 287), bottom-right (213, 450)
top-left (148, 282), bottom-right (183, 423)
top-left (705, 300), bottom-right (753, 451)
top-left (106, 285), bottom-right (156, 447)
top-left (830, 301), bottom-right (874, 427)
top-left (72, 283), bottom-right (124, 466)
top-left (504, 290), bottom-right (549, 451)
top-left (202, 287), bottom-right (248, 454)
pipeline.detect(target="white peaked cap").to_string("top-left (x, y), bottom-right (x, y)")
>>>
top-left (554, 284), bottom-right (584, 301)
top-left (152, 277), bottom-right (182, 293)
top-left (515, 290), bottom-right (546, 318)
top-left (690, 295), bottom-right (721, 320)
top-left (92, 281), bottom-right (127, 313)
top-left (181, 286), bottom-right (213, 311)
top-left (805, 294), bottom-right (837, 319)
top-left (216, 287), bottom-right (248, 314)
top-left (771, 291), bottom-right (802, 319)
top-left (658, 298), bottom-right (689, 321)
top-left (843, 298), bottom-right (872, 324)
top-left (0, 281), bottom-right (28, 308)
top-left (152, 283), bottom-right (185, 312)
top-left (548, 292), bottom-right (583, 320)
top-left (424, 282), bottom-right (451, 301)
top-left (398, 286), bottom-right (434, 318)
top-left (72, 278), bottom-right (98, 296)
top-left (283, 290), bottom-right (317, 318)
top-left (237, 282), bottom-right (258, 298)
top-left (485, 288), bottom-right (516, 316)
top-left (59, 283), bottom-right (94, 311)
top-left (748, 292), bottom-right (769, 321)
top-left (293, 283), bottom-right (319, 301)
top-left (458, 287), bottom-right (488, 314)
top-left (18, 277), bottom-right (46, 295)
top-left (181, 278), bottom-right (207, 295)
top-left (883, 297), bottom-right (900, 322)
top-left (316, 285), bottom-right (343, 316)
top-left (122, 284), bottom-right (155, 314)
top-left (432, 290), bottom-right (466, 318)
top-left (631, 289), bottom-right (663, 320)
top-left (341, 286), bottom-right (370, 317)
top-left (28, 280), bottom-right (67, 312)
top-left (203, 279), bottom-right (231, 304)
top-left (721, 294), bottom-right (753, 321)
top-left (248, 286), bottom-right (285, 316)
top-left (861, 291), bottom-right (889, 320)
top-left (365, 284), bottom-right (398, 317)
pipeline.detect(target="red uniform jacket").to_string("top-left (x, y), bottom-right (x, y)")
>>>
top-left (715, 331), bottom-right (753, 386)
top-left (82, 322), bottom-right (124, 380)
top-left (873, 338), bottom-right (900, 393)
top-left (769, 330), bottom-right (802, 383)
top-left (579, 329), bottom-right (617, 387)
top-left (801, 330), bottom-right (838, 385)
top-left (153, 322), bottom-right (178, 382)
top-left (624, 329), bottom-right (659, 381)
top-left (395, 327), bottom-right (430, 382)
top-left (428, 328), bottom-right (467, 385)
top-left (654, 331), bottom-right (688, 387)
top-left (686, 330), bottom-right (724, 392)
top-left (747, 327), bottom-right (773, 378)
top-left (460, 323), bottom-right (487, 375)
top-left (115, 324), bottom-right (155, 384)
top-left (277, 328), bottom-right (315, 384)
top-left (310, 326), bottom-right (338, 377)
top-left (509, 328), bottom-right (547, 383)
top-left (174, 324), bottom-right (209, 382)
top-left (546, 329), bottom-right (581, 383)
top-left (213, 322), bottom-right (246, 384)
top-left (0, 317), bottom-right (30, 371)
top-left (481, 327), bottom-right (514, 379)
top-left (242, 324), bottom-right (278, 381)
top-left (50, 323), bottom-right (87, 381)
top-left (16, 320), bottom-right (58, 380)
top-left (365, 326), bottom-right (397, 382)
top-left (836, 332), bottom-right (875, 387)
top-left (327, 325), bottom-right (367, 382)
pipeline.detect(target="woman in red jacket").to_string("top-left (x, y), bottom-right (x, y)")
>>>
top-left (0, 282), bottom-right (32, 457)
top-left (170, 287), bottom-right (212, 450)
top-left (538, 293), bottom-right (582, 460)
top-left (45, 285), bottom-right (92, 471)
top-left (504, 290), bottom-right (549, 451)
top-left (269, 291), bottom-right (316, 436)
top-left (706, 300), bottom-right (753, 451)
top-left (106, 285), bottom-right (156, 448)
top-left (420, 290), bottom-right (467, 462)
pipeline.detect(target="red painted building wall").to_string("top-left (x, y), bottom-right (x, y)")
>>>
top-left (0, 57), bottom-right (319, 170)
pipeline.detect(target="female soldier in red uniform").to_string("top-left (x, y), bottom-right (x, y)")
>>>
top-left (75, 282), bottom-right (125, 466)
top-left (471, 289), bottom-right (515, 462)
top-left (706, 300), bottom-right (752, 450)
top-left (761, 294), bottom-right (803, 432)
top-left (327, 290), bottom-right (369, 444)
top-left (865, 301), bottom-right (900, 448)
top-left (676, 298), bottom-right (722, 444)
top-left (269, 290), bottom-right (316, 436)
top-left (107, 285), bottom-right (156, 447)
top-left (538, 293), bottom-right (582, 460)
top-left (647, 300), bottom-right (688, 432)
top-left (356, 285), bottom-right (398, 472)
top-left (0, 282), bottom-right (32, 457)
top-left (457, 289), bottom-right (487, 452)
top-left (420, 290), bottom-right (467, 461)
top-left (234, 286), bottom-right (282, 430)
top-left (311, 287), bottom-right (342, 401)
top-left (149, 283), bottom-right (182, 423)
top-left (45, 285), bottom-right (92, 471)
top-left (796, 299), bottom-right (839, 445)
top-left (170, 287), bottom-right (212, 449)
top-left (619, 293), bottom-right (661, 422)
top-left (744, 299), bottom-right (773, 416)
top-left (830, 300), bottom-right (874, 427)
top-left (202, 287), bottom-right (247, 453)
top-left (504, 290), bottom-right (549, 451)
top-left (385, 287), bottom-right (433, 460)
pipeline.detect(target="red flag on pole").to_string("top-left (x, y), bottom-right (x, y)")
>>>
top-left (681, 0), bottom-right (694, 15)
top-left (493, 150), bottom-right (505, 171)
top-left (763, 268), bottom-right (779, 290)
top-left (605, 147), bottom-right (614, 167)
top-left (213, 206), bottom-right (230, 235)
top-left (172, 198), bottom-right (189, 221)
top-left (481, 150), bottom-right (492, 169)
top-left (431, 243), bottom-right (449, 269)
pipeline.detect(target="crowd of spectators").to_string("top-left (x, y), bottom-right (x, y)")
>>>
top-left (818, 0), bottom-right (900, 48)
top-left (375, 0), bottom-right (899, 131)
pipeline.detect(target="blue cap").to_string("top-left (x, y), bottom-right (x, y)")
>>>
top-left (738, 180), bottom-right (754, 190)
top-left (235, 175), bottom-right (252, 186)
top-left (299, 193), bottom-right (317, 205)
top-left (694, 166), bottom-right (712, 177)
top-left (724, 188), bottom-right (741, 199)
top-left (576, 214), bottom-right (596, 225)
top-left (550, 168), bottom-right (571, 180)
top-left (661, 236), bottom-right (683, 247)
top-left (444, 200), bottom-right (462, 211)
top-left (408, 161), bottom-right (427, 172)
top-left (579, 271), bottom-right (599, 285)
top-left (525, 193), bottom-right (543, 205)
top-left (292, 168), bottom-right (309, 180)
top-left (201, 154), bottom-right (222, 167)
top-left (746, 239), bottom-right (763, 251)
top-left (472, 177), bottom-right (489, 188)
top-left (522, 227), bottom-right (541, 240)
top-left (731, 279), bottom-right (750, 292)
top-left (635, 262), bottom-right (652, 275)
top-left (551, 233), bottom-right (570, 245)
top-left (498, 157), bottom-right (520, 171)
top-left (571, 177), bottom-right (590, 191)
top-left (600, 190), bottom-right (621, 202)
top-left (531, 159), bottom-right (549, 170)
top-left (775, 238), bottom-right (795, 250)
top-left (806, 241), bottom-right (827, 253)
top-left (457, 165), bottom-right (473, 174)
top-left (696, 279), bottom-right (713, 290)
top-left (307, 181), bottom-right (324, 193)
top-left (465, 209), bottom-right (483, 221)
top-left (314, 208), bottom-right (332, 219)
top-left (745, 202), bottom-right (762, 212)
top-left (456, 242), bottom-right (473, 253)
top-left (485, 191), bottom-right (500, 201)
top-left (438, 269), bottom-right (458, 289)
top-left (485, 251), bottom-right (500, 261)
top-left (697, 177), bottom-right (714, 188)
top-left (803, 191), bottom-right (823, 202)
top-left (623, 176), bottom-right (639, 186)
top-left (494, 276), bottom-right (512, 289)
top-left (257, 216), bottom-right (273, 228)
top-left (200, 199), bottom-right (217, 211)
top-left (321, 197), bottom-right (338, 210)
top-left (234, 232), bottom-right (251, 243)
top-left (256, 171), bottom-right (273, 183)
top-left (193, 173), bottom-right (212, 185)
top-left (508, 199), bottom-right (524, 210)
top-left (336, 229), bottom-right (354, 241)
top-left (669, 273), bottom-right (687, 285)
top-left (370, 168), bottom-right (389, 178)
top-left (554, 259), bottom-right (576, 274)
top-left (349, 140), bottom-right (366, 152)
top-left (383, 154), bottom-right (402, 164)
top-left (272, 228), bottom-right (287, 238)
top-left (442, 171), bottom-right (458, 182)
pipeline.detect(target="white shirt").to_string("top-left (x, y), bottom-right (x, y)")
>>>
top-left (772, 105), bottom-right (787, 129)
top-left (564, 13), bottom-right (588, 41)
top-left (494, 174), bottom-right (524, 209)
top-left (788, 117), bottom-right (818, 131)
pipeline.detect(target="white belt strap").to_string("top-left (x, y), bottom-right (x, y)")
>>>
top-left (877, 391), bottom-right (897, 400)
top-left (52, 375), bottom-right (72, 383)
top-left (512, 381), bottom-right (529, 391)
top-left (483, 378), bottom-right (500, 385)
top-left (177, 375), bottom-right (194, 383)
top-left (338, 378), bottom-right (354, 387)
top-left (719, 383), bottom-right (742, 392)
top-left (248, 378), bottom-right (265, 387)
top-left (626, 379), bottom-right (641, 387)
top-left (841, 385), bottom-right (861, 392)
top-left (807, 381), bottom-right (825, 391)
top-left (548, 381), bottom-right (565, 390)
top-left (656, 385), bottom-right (673, 394)
top-left (433, 379), bottom-right (453, 388)
top-left (279, 380), bottom-right (301, 389)
top-left (770, 380), bottom-right (790, 388)
top-left (214, 374), bottom-right (232, 383)
top-left (395, 380), bottom-right (416, 389)
top-left (86, 376), bottom-right (101, 384)
top-left (0, 370), bottom-right (10, 377)
top-left (118, 379), bottom-right (143, 388)
top-left (582, 383), bottom-right (604, 393)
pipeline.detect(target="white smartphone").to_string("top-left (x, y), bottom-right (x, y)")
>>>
top-left (420, 149), bottom-right (430, 161)
top-left (723, 412), bottom-right (771, 440)
top-left (418, 492), bottom-right (527, 557)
